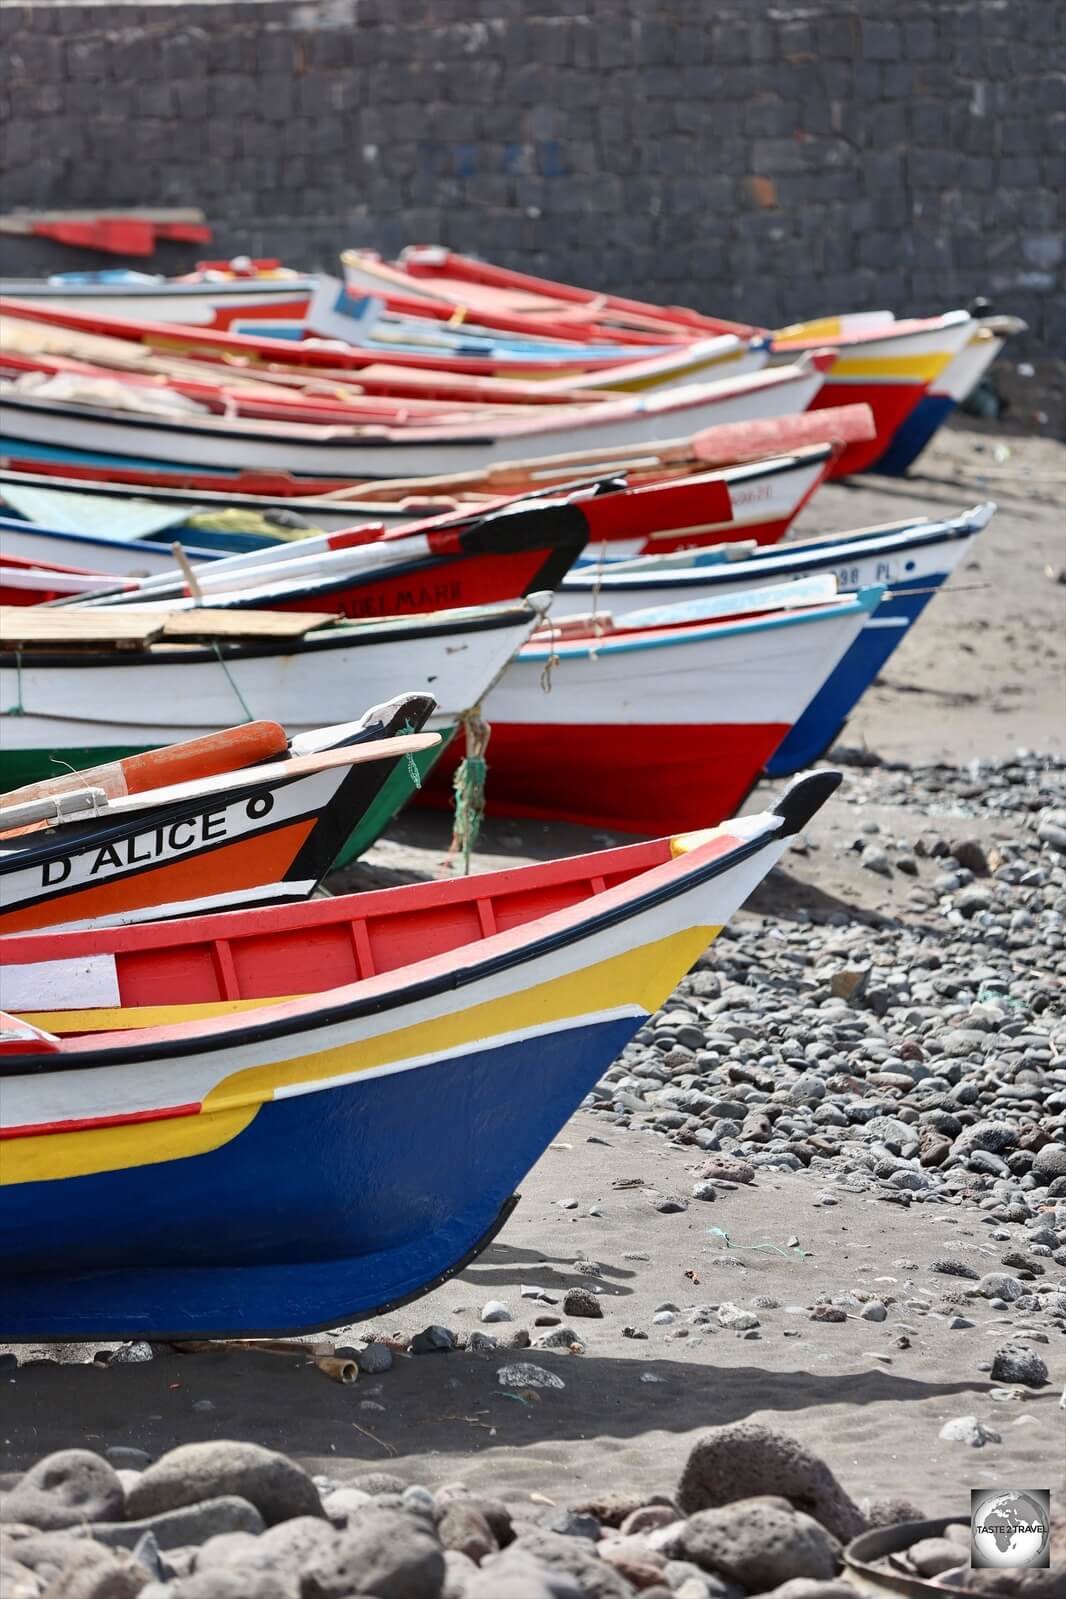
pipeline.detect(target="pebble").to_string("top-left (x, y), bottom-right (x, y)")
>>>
top-left (938, 1415), bottom-right (1002, 1447)
top-left (717, 1304), bottom-right (760, 1332)
top-left (562, 1287), bottom-right (604, 1319)
top-left (989, 1345), bottom-right (1050, 1387)
top-left (355, 1343), bottom-right (394, 1375)
top-left (496, 1363), bottom-right (565, 1390)
top-left (409, 1325), bottom-right (456, 1355)
top-left (480, 1301), bottom-right (513, 1323)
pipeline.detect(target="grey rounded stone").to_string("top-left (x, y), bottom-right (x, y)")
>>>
top-left (28, 1541), bottom-right (151, 1599)
top-left (989, 1345), bottom-right (1050, 1387)
top-left (507, 1530), bottom-right (633, 1597)
top-left (321, 1488), bottom-right (373, 1528)
top-left (355, 1343), bottom-right (394, 1375)
top-left (562, 1288), bottom-right (603, 1319)
top-left (436, 1500), bottom-right (498, 1563)
top-left (678, 1496), bottom-right (838, 1589)
top-left (126, 1443), bottom-right (322, 1528)
top-left (87, 1496), bottom-right (266, 1552)
top-left (1, 1450), bottom-right (125, 1531)
top-left (465, 1548), bottom-right (583, 1598)
top-left (169, 1570), bottom-right (293, 1599)
top-left (676, 1423), bottom-right (866, 1542)
top-left (301, 1507), bottom-right (444, 1599)
top-left (1032, 1145), bottom-right (1066, 1183)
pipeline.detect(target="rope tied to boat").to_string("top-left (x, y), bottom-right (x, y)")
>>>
top-left (4, 650), bottom-right (25, 716)
top-left (448, 706), bottom-right (490, 875)
top-left (528, 592), bottom-right (559, 695)
top-left (399, 720), bottom-right (423, 790)
top-left (211, 642), bottom-right (255, 723)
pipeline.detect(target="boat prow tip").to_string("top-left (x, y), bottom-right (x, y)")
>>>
top-left (771, 769), bottom-right (843, 836)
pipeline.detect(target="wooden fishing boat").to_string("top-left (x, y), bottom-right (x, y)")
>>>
top-left (0, 355), bottom-right (830, 478)
top-left (0, 551), bottom-right (125, 605)
top-left (0, 597), bottom-right (547, 858)
top-left (75, 495), bottom-right (591, 620)
top-left (73, 450), bottom-right (830, 627)
top-left (71, 495), bottom-right (590, 620)
top-left (871, 315), bottom-right (1026, 475)
top-left (771, 311), bottom-right (975, 476)
top-left (420, 586), bottom-right (879, 834)
top-left (0, 266), bottom-right (317, 329)
top-left (304, 276), bottom-right (769, 391)
top-left (557, 504), bottom-right (996, 773)
top-left (0, 516), bottom-right (225, 581)
top-left (0, 770), bottom-right (839, 1339)
top-left (340, 252), bottom-right (978, 477)
top-left (0, 403), bottom-right (874, 525)
top-left (0, 697), bottom-right (438, 934)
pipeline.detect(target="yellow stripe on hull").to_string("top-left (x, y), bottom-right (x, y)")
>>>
top-left (22, 996), bottom-right (306, 1035)
top-left (204, 924), bottom-right (719, 1112)
top-left (5, 923), bottom-right (720, 1186)
top-left (826, 351), bottom-right (955, 383)
top-left (5, 1103), bottom-right (259, 1188)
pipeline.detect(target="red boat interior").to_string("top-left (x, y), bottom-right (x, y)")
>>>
top-left (6, 829), bottom-right (736, 1033)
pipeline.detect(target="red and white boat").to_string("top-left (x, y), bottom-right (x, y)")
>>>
top-left (420, 582), bottom-right (881, 835)
top-left (0, 552), bottom-right (124, 606)
top-left (341, 251), bottom-right (977, 478)
top-left (0, 348), bottom-right (830, 478)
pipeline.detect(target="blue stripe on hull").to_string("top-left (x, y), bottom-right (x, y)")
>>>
top-left (870, 394), bottom-right (957, 476)
top-left (0, 1015), bottom-right (637, 1341)
top-left (765, 582), bottom-right (943, 775)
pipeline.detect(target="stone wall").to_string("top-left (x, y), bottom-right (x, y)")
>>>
top-left (2, 0), bottom-right (1062, 348)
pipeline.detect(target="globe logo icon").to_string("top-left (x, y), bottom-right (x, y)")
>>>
top-left (971, 1490), bottom-right (1050, 1569)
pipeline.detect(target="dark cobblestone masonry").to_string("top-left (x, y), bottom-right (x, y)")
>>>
top-left (1, 0), bottom-right (1062, 348)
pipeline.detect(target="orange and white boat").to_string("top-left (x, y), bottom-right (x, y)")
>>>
top-left (0, 695), bottom-right (437, 933)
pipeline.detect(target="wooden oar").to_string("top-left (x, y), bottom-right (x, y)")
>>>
top-left (330, 403), bottom-right (876, 501)
top-left (0, 734), bottom-right (441, 831)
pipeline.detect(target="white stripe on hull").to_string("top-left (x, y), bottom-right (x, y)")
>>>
top-left (487, 607), bottom-right (867, 728)
top-left (557, 530), bottom-right (970, 619)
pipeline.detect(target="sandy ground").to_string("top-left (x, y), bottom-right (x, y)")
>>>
top-left (2, 422), bottom-right (1063, 1521)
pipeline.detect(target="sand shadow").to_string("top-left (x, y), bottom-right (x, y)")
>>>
top-left (455, 1241), bottom-right (638, 1297)
top-left (0, 1345), bottom-right (1035, 1481)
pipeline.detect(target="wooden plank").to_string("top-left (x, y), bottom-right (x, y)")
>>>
top-left (0, 606), bottom-right (163, 648)
top-left (0, 605), bottom-right (340, 649)
top-left (159, 608), bottom-right (340, 641)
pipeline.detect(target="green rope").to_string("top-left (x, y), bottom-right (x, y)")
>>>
top-left (211, 642), bottom-right (254, 724)
top-left (449, 709), bottom-right (489, 875)
top-left (707, 1226), bottom-right (810, 1261)
top-left (4, 649), bottom-right (25, 716)
top-left (399, 720), bottom-right (422, 791)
